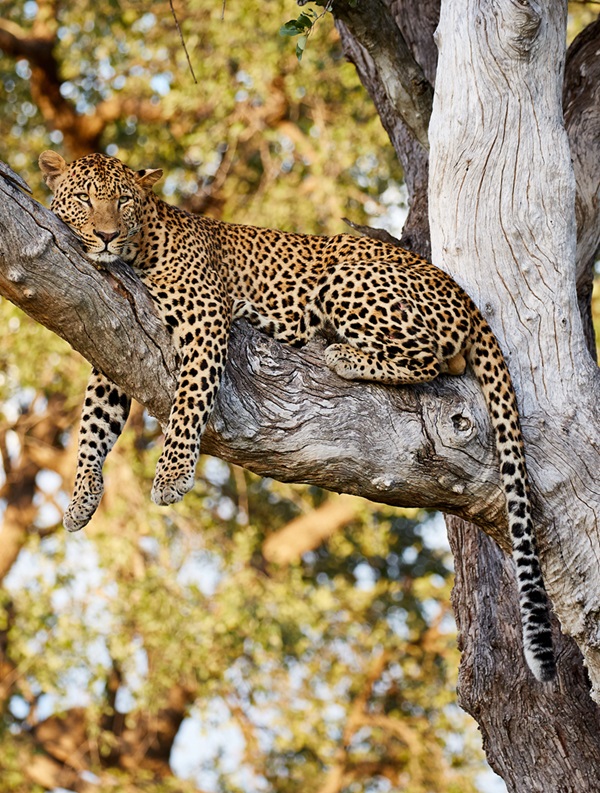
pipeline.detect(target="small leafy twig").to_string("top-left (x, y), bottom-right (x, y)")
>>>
top-left (279, 1), bottom-right (333, 61)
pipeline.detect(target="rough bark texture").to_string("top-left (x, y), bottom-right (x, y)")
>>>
top-left (331, 0), bottom-right (433, 150)
top-left (341, 0), bottom-right (600, 791)
top-left (449, 518), bottom-right (600, 792)
top-left (427, 0), bottom-right (600, 787)
top-left (334, 0), bottom-right (434, 257)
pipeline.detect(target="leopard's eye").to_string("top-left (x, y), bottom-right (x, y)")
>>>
top-left (75, 193), bottom-right (91, 204)
top-left (118, 195), bottom-right (132, 205)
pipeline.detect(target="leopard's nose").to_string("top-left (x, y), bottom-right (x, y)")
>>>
top-left (94, 229), bottom-right (119, 243)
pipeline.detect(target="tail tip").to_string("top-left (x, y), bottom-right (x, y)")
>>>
top-left (525, 648), bottom-right (557, 683)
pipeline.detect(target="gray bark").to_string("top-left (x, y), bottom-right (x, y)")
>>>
top-left (334, 0), bottom-right (600, 788)
top-left (563, 17), bottom-right (600, 353)
top-left (428, 0), bottom-right (600, 760)
top-left (331, 0), bottom-right (433, 150)
top-left (335, 11), bottom-right (432, 257)
top-left (449, 517), bottom-right (600, 792)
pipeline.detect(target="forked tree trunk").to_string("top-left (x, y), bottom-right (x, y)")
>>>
top-left (0, 0), bottom-right (600, 789)
top-left (428, 1), bottom-right (600, 788)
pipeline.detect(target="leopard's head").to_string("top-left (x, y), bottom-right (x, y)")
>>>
top-left (39, 151), bottom-right (162, 264)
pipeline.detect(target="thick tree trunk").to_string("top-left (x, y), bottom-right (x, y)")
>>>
top-left (428, 0), bottom-right (600, 787)
top-left (449, 518), bottom-right (600, 792)
top-left (334, 0), bottom-right (436, 257)
top-left (563, 17), bottom-right (600, 352)
top-left (331, 0), bottom-right (600, 787)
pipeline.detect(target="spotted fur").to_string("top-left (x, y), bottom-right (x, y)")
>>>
top-left (39, 151), bottom-right (555, 682)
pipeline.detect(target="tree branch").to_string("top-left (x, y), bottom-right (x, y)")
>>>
top-left (0, 166), bottom-right (515, 548)
top-left (0, 18), bottom-right (103, 157)
top-left (263, 494), bottom-right (364, 564)
top-left (0, 18), bottom-right (51, 61)
top-left (19, 686), bottom-right (204, 791)
top-left (330, 0), bottom-right (433, 150)
top-left (0, 12), bottom-right (214, 159)
top-left (333, 6), bottom-right (433, 257)
top-left (0, 394), bottom-right (75, 582)
top-left (317, 650), bottom-right (398, 793)
top-left (564, 17), bottom-right (600, 356)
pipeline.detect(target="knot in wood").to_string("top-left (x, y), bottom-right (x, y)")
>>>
top-left (6, 267), bottom-right (26, 284)
top-left (506, 0), bottom-right (542, 57)
top-left (22, 229), bottom-right (53, 260)
top-left (451, 412), bottom-right (473, 433)
top-left (371, 475), bottom-right (394, 491)
top-left (438, 401), bottom-right (478, 448)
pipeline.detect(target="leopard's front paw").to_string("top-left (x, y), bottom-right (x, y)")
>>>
top-left (325, 344), bottom-right (359, 380)
top-left (151, 469), bottom-right (196, 506)
top-left (63, 469), bottom-right (104, 532)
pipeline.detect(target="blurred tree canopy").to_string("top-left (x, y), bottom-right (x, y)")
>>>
top-left (0, 1), bottom-right (597, 791)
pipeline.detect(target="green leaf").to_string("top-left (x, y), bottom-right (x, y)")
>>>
top-left (296, 35), bottom-right (308, 61)
top-left (280, 19), bottom-right (302, 36)
top-left (296, 11), bottom-right (317, 29)
top-left (280, 11), bottom-right (316, 38)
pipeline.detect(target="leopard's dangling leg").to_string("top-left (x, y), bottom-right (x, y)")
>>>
top-left (150, 274), bottom-right (231, 506)
top-left (63, 369), bottom-right (131, 531)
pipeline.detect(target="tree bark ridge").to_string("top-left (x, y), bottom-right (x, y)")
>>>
top-left (449, 516), bottom-right (600, 793)
top-left (331, 0), bottom-right (433, 150)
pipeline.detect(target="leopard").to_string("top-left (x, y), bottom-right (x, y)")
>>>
top-left (39, 150), bottom-right (555, 682)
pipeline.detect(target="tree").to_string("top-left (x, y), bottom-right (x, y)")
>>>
top-left (0, 0), bottom-right (600, 791)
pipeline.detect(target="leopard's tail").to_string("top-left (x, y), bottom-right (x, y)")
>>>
top-left (466, 309), bottom-right (556, 682)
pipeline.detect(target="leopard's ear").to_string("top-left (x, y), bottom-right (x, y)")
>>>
top-left (39, 151), bottom-right (68, 191)
top-left (135, 168), bottom-right (163, 192)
